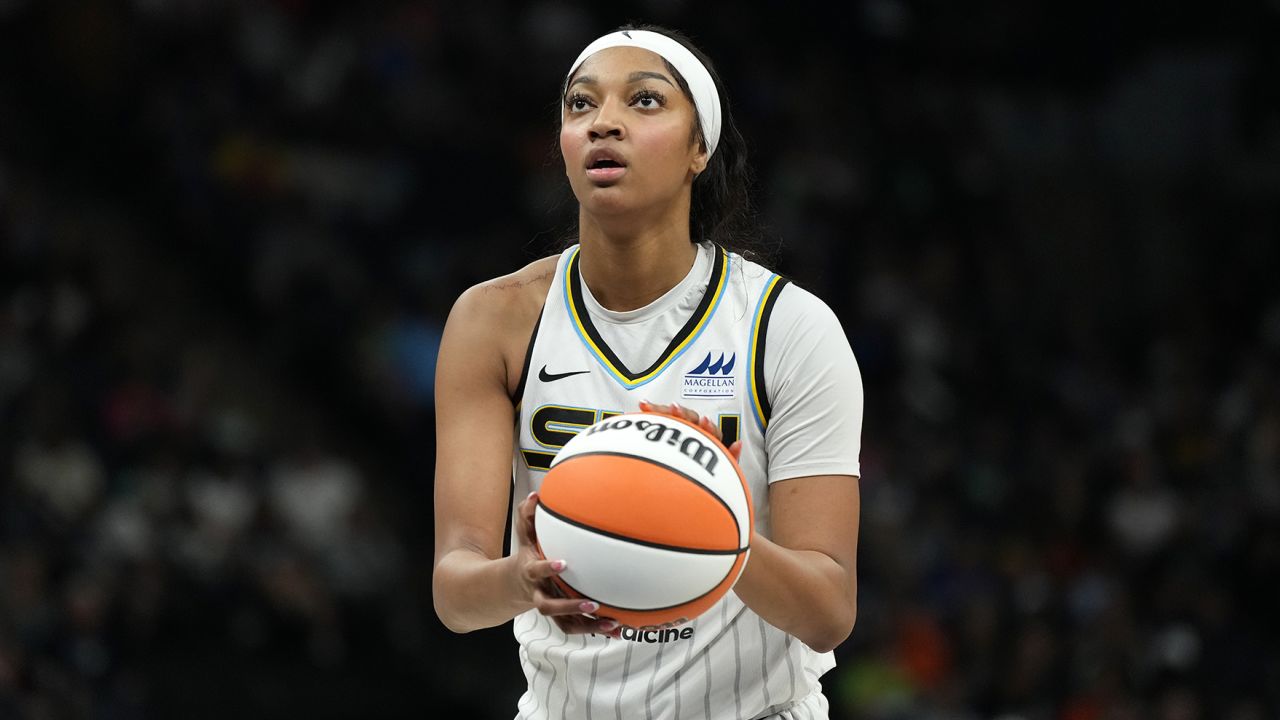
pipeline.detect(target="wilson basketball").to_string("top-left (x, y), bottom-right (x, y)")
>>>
top-left (534, 411), bottom-right (753, 629)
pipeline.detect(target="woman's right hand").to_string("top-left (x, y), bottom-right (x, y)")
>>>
top-left (514, 491), bottom-right (619, 635)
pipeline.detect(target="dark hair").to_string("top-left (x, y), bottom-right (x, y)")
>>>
top-left (559, 23), bottom-right (768, 262)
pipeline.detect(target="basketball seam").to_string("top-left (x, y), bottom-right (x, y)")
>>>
top-left (549, 449), bottom-right (744, 543)
top-left (552, 552), bottom-right (748, 614)
top-left (538, 502), bottom-right (747, 556)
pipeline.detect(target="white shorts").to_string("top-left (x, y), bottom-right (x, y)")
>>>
top-left (750, 686), bottom-right (829, 720)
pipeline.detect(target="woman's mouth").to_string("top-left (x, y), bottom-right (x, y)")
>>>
top-left (585, 154), bottom-right (627, 184)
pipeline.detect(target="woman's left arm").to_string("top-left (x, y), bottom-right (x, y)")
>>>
top-left (643, 284), bottom-right (863, 652)
top-left (735, 285), bottom-right (863, 651)
top-left (642, 401), bottom-right (860, 653)
top-left (731, 474), bottom-right (859, 653)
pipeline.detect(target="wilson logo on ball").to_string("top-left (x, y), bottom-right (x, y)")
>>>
top-left (583, 417), bottom-right (720, 474)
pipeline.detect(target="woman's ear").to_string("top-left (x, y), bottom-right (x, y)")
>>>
top-left (691, 144), bottom-right (709, 176)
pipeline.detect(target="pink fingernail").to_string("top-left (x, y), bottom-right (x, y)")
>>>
top-left (579, 601), bottom-right (599, 613)
top-left (600, 620), bottom-right (618, 631)
top-left (551, 560), bottom-right (566, 572)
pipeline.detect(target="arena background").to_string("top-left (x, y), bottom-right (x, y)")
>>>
top-left (1, 1), bottom-right (1278, 718)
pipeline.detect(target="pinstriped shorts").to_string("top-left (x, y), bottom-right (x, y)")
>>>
top-left (749, 687), bottom-right (829, 720)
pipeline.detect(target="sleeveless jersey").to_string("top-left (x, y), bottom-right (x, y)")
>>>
top-left (511, 243), bottom-right (859, 720)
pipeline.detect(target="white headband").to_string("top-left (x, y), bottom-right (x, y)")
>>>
top-left (564, 30), bottom-right (722, 158)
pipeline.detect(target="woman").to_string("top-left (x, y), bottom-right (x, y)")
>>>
top-left (433, 24), bottom-right (863, 719)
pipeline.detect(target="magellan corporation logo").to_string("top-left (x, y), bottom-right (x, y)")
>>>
top-left (682, 351), bottom-right (736, 398)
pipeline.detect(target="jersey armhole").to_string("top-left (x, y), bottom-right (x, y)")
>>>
top-left (749, 278), bottom-right (790, 431)
top-left (507, 306), bottom-right (543, 558)
top-left (510, 306), bottom-right (544, 409)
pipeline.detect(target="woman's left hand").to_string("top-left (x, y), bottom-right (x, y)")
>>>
top-left (637, 400), bottom-right (742, 461)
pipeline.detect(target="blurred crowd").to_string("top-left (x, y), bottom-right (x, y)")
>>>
top-left (2, 1), bottom-right (1278, 718)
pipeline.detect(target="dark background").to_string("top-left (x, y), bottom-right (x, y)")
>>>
top-left (2, 1), bottom-right (1278, 718)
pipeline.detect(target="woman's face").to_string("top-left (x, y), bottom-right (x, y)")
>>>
top-left (560, 46), bottom-right (708, 221)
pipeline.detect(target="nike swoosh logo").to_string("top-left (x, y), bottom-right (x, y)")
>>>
top-left (538, 365), bottom-right (590, 382)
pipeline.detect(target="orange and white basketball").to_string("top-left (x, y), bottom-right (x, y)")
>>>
top-left (534, 411), bottom-right (753, 628)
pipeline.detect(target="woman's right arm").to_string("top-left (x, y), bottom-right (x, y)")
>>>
top-left (431, 282), bottom-right (614, 634)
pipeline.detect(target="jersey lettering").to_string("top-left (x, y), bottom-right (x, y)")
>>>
top-left (719, 414), bottom-right (740, 446)
top-left (520, 405), bottom-right (738, 471)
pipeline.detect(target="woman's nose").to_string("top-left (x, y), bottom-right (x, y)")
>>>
top-left (588, 99), bottom-right (625, 140)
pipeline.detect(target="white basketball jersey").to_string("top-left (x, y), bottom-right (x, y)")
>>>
top-left (511, 242), bottom-right (855, 720)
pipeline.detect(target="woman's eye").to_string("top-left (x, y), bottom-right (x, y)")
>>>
top-left (567, 95), bottom-right (592, 112)
top-left (632, 91), bottom-right (664, 109)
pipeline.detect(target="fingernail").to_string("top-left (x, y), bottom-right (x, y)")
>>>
top-left (600, 620), bottom-right (618, 631)
top-left (579, 601), bottom-right (599, 613)
top-left (551, 560), bottom-right (566, 572)
top-left (527, 491), bottom-right (537, 500)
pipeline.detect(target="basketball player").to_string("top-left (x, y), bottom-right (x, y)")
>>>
top-left (433, 24), bottom-right (863, 719)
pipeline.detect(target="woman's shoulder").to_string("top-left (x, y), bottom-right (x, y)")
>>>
top-left (450, 254), bottom-right (560, 328)
top-left (442, 254), bottom-right (562, 394)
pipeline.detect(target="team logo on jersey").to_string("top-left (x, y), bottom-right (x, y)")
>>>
top-left (615, 625), bottom-right (695, 643)
top-left (682, 351), bottom-right (736, 399)
top-left (595, 620), bottom-right (695, 644)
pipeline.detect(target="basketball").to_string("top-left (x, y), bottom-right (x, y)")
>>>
top-left (533, 411), bottom-right (753, 629)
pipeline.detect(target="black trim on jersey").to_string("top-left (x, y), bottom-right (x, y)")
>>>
top-left (753, 279), bottom-right (790, 425)
top-left (503, 474), bottom-right (515, 555)
top-left (510, 308), bottom-right (543, 406)
top-left (567, 246), bottom-right (726, 382)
